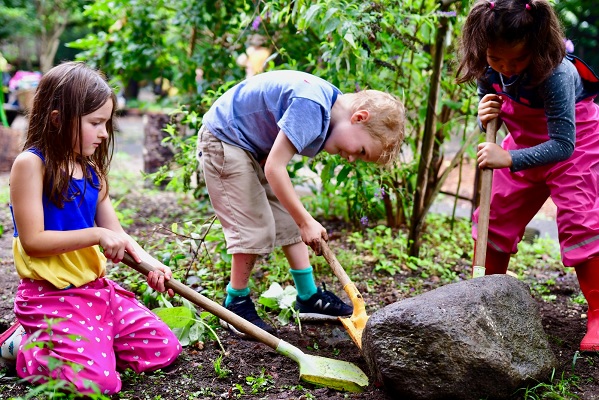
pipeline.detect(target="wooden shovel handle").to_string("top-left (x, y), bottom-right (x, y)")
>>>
top-left (120, 253), bottom-right (280, 349)
top-left (321, 241), bottom-right (351, 287)
top-left (473, 118), bottom-right (498, 268)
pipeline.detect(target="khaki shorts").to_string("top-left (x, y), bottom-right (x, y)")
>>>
top-left (197, 126), bottom-right (302, 254)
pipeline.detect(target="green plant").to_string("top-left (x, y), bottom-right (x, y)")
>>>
top-left (529, 281), bottom-right (558, 302)
top-left (518, 368), bottom-right (582, 399)
top-left (232, 383), bottom-right (245, 397)
top-left (348, 225), bottom-right (419, 276)
top-left (571, 286), bottom-right (587, 304)
top-left (120, 368), bottom-right (146, 385)
top-left (153, 296), bottom-right (225, 351)
top-left (258, 282), bottom-right (300, 326)
top-left (110, 195), bottom-right (137, 228)
top-left (212, 354), bottom-right (231, 379)
top-left (510, 238), bottom-right (562, 276)
top-left (245, 368), bottom-right (274, 394)
top-left (281, 384), bottom-right (316, 399)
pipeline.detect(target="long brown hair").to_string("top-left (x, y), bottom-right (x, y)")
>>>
top-left (456, 0), bottom-right (565, 85)
top-left (23, 62), bottom-right (116, 207)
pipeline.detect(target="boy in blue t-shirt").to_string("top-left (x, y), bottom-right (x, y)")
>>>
top-left (197, 70), bottom-right (405, 337)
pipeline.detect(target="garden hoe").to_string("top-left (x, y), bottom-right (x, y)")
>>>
top-left (472, 118), bottom-right (498, 278)
top-left (121, 253), bottom-right (369, 393)
top-left (321, 241), bottom-right (368, 350)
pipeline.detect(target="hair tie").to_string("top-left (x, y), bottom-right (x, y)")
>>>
top-left (489, 1), bottom-right (495, 9)
top-left (525, 3), bottom-right (531, 10)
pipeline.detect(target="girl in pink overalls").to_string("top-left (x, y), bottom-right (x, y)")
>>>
top-left (0, 62), bottom-right (182, 394)
top-left (457, 0), bottom-right (599, 352)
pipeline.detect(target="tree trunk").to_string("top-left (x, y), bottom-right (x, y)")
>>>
top-left (36, 1), bottom-right (69, 73)
top-left (0, 127), bottom-right (25, 173)
top-left (143, 112), bottom-right (174, 187)
top-left (408, 14), bottom-right (450, 257)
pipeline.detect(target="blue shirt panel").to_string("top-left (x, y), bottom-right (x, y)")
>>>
top-left (11, 148), bottom-right (99, 237)
top-left (202, 70), bottom-right (342, 160)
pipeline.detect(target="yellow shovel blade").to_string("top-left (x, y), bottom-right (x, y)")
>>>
top-left (277, 341), bottom-right (368, 392)
top-left (340, 282), bottom-right (369, 349)
top-left (340, 315), bottom-right (367, 350)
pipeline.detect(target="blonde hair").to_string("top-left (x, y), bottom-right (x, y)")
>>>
top-left (347, 90), bottom-right (405, 165)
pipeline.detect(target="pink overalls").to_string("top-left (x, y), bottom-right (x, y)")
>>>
top-left (14, 277), bottom-right (182, 395)
top-left (473, 92), bottom-right (599, 267)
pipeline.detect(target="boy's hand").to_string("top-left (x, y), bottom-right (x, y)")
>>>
top-left (478, 94), bottom-right (502, 130)
top-left (300, 218), bottom-right (329, 255)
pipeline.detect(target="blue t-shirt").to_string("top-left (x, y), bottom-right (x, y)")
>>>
top-left (202, 70), bottom-right (341, 161)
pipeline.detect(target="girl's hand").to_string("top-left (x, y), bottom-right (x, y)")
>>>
top-left (148, 265), bottom-right (175, 297)
top-left (98, 228), bottom-right (136, 264)
top-left (477, 142), bottom-right (512, 169)
top-left (300, 218), bottom-right (329, 255)
top-left (478, 94), bottom-right (503, 130)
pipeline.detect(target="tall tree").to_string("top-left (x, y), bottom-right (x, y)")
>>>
top-left (37, 0), bottom-right (70, 72)
top-left (0, 0), bottom-right (87, 71)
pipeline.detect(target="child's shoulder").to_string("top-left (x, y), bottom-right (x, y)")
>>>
top-left (14, 149), bottom-right (42, 164)
top-left (554, 58), bottom-right (578, 76)
top-left (10, 149), bottom-right (43, 178)
top-left (542, 58), bottom-right (579, 88)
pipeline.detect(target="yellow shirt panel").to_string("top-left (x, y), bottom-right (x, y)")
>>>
top-left (13, 238), bottom-right (106, 289)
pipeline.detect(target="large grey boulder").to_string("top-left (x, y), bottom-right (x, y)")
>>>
top-left (362, 275), bottom-right (557, 400)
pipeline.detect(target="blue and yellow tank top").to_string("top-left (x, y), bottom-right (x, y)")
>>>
top-left (11, 148), bottom-right (106, 289)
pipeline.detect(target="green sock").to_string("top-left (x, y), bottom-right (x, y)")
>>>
top-left (0, 324), bottom-right (25, 361)
top-left (225, 283), bottom-right (251, 307)
top-left (290, 266), bottom-right (318, 301)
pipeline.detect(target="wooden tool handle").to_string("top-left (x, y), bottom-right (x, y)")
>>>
top-left (321, 241), bottom-right (351, 287)
top-left (121, 253), bottom-right (280, 349)
top-left (473, 118), bottom-right (498, 270)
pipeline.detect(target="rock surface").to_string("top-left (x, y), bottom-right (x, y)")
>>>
top-left (362, 275), bottom-right (558, 400)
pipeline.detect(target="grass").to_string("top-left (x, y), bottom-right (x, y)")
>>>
top-left (518, 361), bottom-right (587, 400)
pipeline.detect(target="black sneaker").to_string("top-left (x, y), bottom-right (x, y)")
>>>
top-left (220, 295), bottom-right (276, 339)
top-left (295, 283), bottom-right (353, 321)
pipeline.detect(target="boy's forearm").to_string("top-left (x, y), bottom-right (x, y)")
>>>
top-left (264, 166), bottom-right (311, 227)
top-left (265, 131), bottom-right (313, 227)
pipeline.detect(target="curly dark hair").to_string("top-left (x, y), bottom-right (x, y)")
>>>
top-left (456, 0), bottom-right (566, 85)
